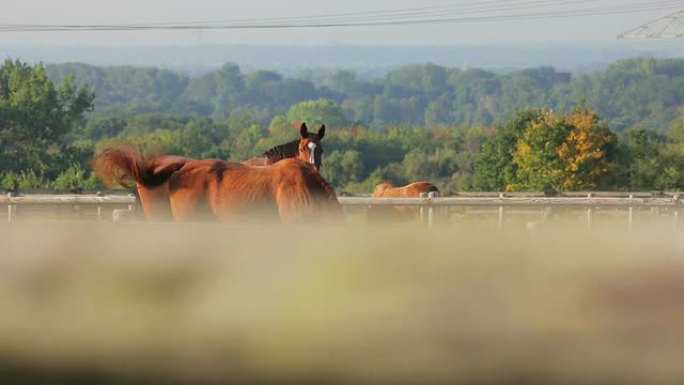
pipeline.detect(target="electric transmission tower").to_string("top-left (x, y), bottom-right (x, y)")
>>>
top-left (619, 10), bottom-right (684, 39)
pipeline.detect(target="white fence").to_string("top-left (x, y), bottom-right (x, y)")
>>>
top-left (1, 191), bottom-right (682, 230)
top-left (1, 192), bottom-right (136, 222)
top-left (339, 192), bottom-right (683, 230)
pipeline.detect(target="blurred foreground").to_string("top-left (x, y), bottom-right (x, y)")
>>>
top-left (1, 221), bottom-right (683, 384)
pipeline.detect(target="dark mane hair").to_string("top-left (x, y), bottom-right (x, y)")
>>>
top-left (261, 139), bottom-right (299, 163)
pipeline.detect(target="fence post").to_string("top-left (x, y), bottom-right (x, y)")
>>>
top-left (586, 192), bottom-right (594, 230)
top-left (674, 210), bottom-right (680, 231)
top-left (628, 194), bottom-right (634, 232)
top-left (498, 192), bottom-right (505, 231)
top-left (673, 193), bottom-right (681, 231)
top-left (419, 192), bottom-right (427, 227)
top-left (7, 192), bottom-right (15, 222)
top-left (127, 193), bottom-right (136, 212)
top-left (427, 191), bottom-right (439, 229)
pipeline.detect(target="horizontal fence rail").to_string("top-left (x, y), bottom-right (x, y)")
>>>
top-left (2, 194), bottom-right (681, 207)
top-left (337, 196), bottom-right (683, 207)
top-left (0, 194), bottom-right (136, 205)
top-left (1, 192), bottom-right (682, 229)
top-left (339, 194), bottom-right (683, 230)
top-left (1, 192), bottom-right (137, 222)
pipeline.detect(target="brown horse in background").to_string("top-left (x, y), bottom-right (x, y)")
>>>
top-left (94, 145), bottom-right (342, 223)
top-left (372, 181), bottom-right (439, 199)
top-left (102, 122), bottom-right (325, 221)
top-left (243, 122), bottom-right (325, 170)
top-left (369, 181), bottom-right (440, 222)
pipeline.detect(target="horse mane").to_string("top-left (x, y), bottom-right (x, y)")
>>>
top-left (261, 139), bottom-right (299, 163)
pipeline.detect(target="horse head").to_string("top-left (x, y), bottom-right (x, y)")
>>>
top-left (297, 122), bottom-right (325, 171)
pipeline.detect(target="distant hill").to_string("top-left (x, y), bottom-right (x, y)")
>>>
top-left (3, 41), bottom-right (684, 78)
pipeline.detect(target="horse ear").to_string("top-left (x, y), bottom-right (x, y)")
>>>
top-left (299, 122), bottom-right (309, 138)
top-left (317, 124), bottom-right (325, 139)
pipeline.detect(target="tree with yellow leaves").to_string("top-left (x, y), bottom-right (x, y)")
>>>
top-left (511, 108), bottom-right (616, 191)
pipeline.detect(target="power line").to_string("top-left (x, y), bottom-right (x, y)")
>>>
top-left (1, 0), bottom-right (683, 32)
top-left (619, 9), bottom-right (684, 38)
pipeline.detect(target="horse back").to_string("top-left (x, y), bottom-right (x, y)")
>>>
top-left (406, 181), bottom-right (439, 197)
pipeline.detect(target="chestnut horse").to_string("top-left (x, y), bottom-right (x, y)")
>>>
top-left (369, 181), bottom-right (440, 222)
top-left (105, 122), bottom-right (325, 221)
top-left (94, 144), bottom-right (342, 223)
top-left (372, 181), bottom-right (439, 199)
top-left (243, 122), bottom-right (325, 170)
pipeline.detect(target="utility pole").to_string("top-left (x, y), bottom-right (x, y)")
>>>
top-left (619, 10), bottom-right (684, 39)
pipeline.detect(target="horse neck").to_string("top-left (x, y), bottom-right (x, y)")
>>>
top-left (261, 140), bottom-right (299, 164)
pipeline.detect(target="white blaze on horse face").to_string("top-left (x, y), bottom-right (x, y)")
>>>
top-left (307, 142), bottom-right (317, 166)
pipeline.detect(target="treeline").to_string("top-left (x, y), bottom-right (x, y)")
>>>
top-left (3, 57), bottom-right (684, 194)
top-left (46, 57), bottom-right (684, 132)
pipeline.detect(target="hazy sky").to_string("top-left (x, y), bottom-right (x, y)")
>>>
top-left (1, 0), bottom-right (683, 47)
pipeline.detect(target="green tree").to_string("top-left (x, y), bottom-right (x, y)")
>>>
top-left (322, 150), bottom-right (362, 188)
top-left (385, 63), bottom-right (448, 94)
top-left (512, 109), bottom-right (616, 191)
top-left (173, 118), bottom-right (231, 159)
top-left (473, 108), bottom-right (617, 191)
top-left (512, 110), bottom-right (573, 191)
top-left (473, 110), bottom-right (537, 190)
top-left (0, 59), bottom-right (94, 177)
top-left (272, 98), bottom-right (349, 129)
top-left (184, 63), bottom-right (245, 119)
top-left (232, 124), bottom-right (268, 161)
top-left (80, 113), bottom-right (128, 140)
top-left (613, 127), bottom-right (683, 190)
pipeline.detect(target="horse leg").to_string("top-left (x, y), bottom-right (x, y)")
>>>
top-left (136, 183), bottom-right (174, 221)
top-left (275, 186), bottom-right (310, 224)
top-left (169, 188), bottom-right (208, 221)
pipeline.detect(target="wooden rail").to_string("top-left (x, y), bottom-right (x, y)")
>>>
top-left (0, 194), bottom-right (136, 205)
top-left (337, 196), bottom-right (682, 207)
top-left (2, 194), bottom-right (680, 207)
top-left (1, 192), bottom-right (682, 229)
top-left (1, 192), bottom-right (136, 222)
top-left (339, 192), bottom-right (682, 230)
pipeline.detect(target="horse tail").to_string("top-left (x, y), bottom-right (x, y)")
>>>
top-left (93, 144), bottom-right (182, 189)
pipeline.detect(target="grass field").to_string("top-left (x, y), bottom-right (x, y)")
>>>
top-left (0, 220), bottom-right (683, 384)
